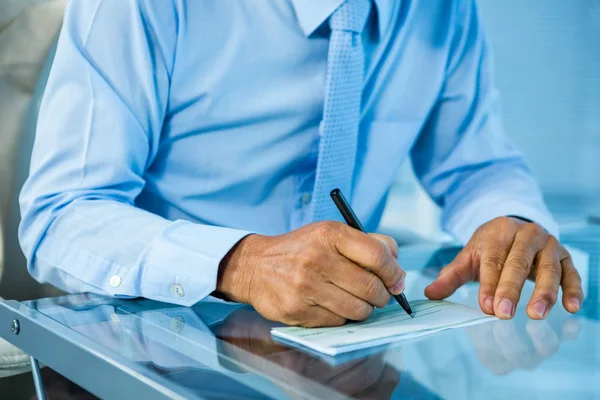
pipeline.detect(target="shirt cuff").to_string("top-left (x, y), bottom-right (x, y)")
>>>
top-left (133, 220), bottom-right (252, 307)
top-left (444, 200), bottom-right (559, 245)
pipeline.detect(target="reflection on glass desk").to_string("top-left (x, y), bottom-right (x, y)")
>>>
top-left (4, 225), bottom-right (600, 399)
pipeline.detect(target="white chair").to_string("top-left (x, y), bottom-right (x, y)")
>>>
top-left (0, 0), bottom-right (66, 377)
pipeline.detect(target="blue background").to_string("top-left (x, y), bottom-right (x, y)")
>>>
top-left (383, 0), bottom-right (600, 239)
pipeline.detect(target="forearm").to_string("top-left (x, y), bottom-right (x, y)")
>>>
top-left (20, 197), bottom-right (251, 306)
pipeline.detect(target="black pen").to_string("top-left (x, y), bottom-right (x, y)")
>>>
top-left (330, 188), bottom-right (414, 318)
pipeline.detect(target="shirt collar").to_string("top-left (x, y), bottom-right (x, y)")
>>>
top-left (290, 0), bottom-right (394, 37)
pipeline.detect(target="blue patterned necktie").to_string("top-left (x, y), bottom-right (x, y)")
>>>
top-left (310, 0), bottom-right (372, 222)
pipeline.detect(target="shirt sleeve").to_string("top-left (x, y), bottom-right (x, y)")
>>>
top-left (410, 0), bottom-right (559, 244)
top-left (18, 0), bottom-right (251, 306)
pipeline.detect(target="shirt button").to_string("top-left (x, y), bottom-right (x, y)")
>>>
top-left (301, 193), bottom-right (312, 206)
top-left (109, 275), bottom-right (122, 287)
top-left (170, 284), bottom-right (185, 297)
top-left (111, 313), bottom-right (120, 323)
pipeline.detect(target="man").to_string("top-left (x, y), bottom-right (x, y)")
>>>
top-left (19, 0), bottom-right (583, 327)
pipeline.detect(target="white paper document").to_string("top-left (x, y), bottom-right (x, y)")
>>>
top-left (272, 300), bottom-right (496, 355)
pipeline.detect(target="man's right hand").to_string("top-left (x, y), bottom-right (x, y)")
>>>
top-left (216, 221), bottom-right (406, 327)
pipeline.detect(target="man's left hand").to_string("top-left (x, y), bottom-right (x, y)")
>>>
top-left (425, 217), bottom-right (583, 319)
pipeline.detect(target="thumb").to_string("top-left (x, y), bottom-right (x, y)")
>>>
top-left (425, 248), bottom-right (476, 300)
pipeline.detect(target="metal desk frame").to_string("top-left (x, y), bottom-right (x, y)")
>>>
top-left (0, 300), bottom-right (200, 399)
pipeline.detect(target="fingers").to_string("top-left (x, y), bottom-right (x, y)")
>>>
top-left (298, 306), bottom-right (347, 328)
top-left (327, 223), bottom-right (404, 294)
top-left (521, 237), bottom-right (582, 320)
top-left (559, 253), bottom-right (584, 314)
top-left (478, 229), bottom-right (515, 315)
top-left (424, 248), bottom-right (475, 300)
top-left (526, 242), bottom-right (561, 320)
top-left (315, 283), bottom-right (375, 321)
top-left (327, 256), bottom-right (392, 308)
top-left (493, 225), bottom-right (547, 319)
top-left (369, 233), bottom-right (399, 258)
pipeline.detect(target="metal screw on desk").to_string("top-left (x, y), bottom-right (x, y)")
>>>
top-left (11, 320), bottom-right (20, 335)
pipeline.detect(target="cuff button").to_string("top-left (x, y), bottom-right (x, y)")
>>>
top-left (170, 284), bottom-right (185, 297)
top-left (109, 275), bottom-right (122, 287)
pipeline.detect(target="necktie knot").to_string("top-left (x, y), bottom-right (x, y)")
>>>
top-left (329, 0), bottom-right (372, 33)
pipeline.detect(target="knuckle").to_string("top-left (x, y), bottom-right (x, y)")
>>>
top-left (379, 235), bottom-right (398, 254)
top-left (281, 300), bottom-right (305, 321)
top-left (559, 246), bottom-right (571, 259)
top-left (538, 260), bottom-right (561, 276)
top-left (524, 222), bottom-right (544, 237)
top-left (497, 216), bottom-right (515, 229)
top-left (484, 252), bottom-right (505, 271)
top-left (313, 220), bottom-right (341, 238)
top-left (370, 240), bottom-right (389, 268)
top-left (564, 266), bottom-right (582, 285)
top-left (364, 274), bottom-right (384, 301)
top-left (561, 253), bottom-right (574, 267)
top-left (352, 302), bottom-right (373, 321)
top-left (547, 235), bottom-right (560, 248)
top-left (291, 269), bottom-right (312, 294)
top-left (490, 216), bottom-right (504, 225)
top-left (294, 248), bottom-right (317, 269)
top-left (508, 255), bottom-right (531, 275)
top-left (498, 280), bottom-right (523, 299)
top-left (489, 216), bottom-right (515, 233)
top-left (384, 234), bottom-right (398, 247)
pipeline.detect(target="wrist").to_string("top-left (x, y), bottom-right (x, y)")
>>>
top-left (216, 234), bottom-right (262, 304)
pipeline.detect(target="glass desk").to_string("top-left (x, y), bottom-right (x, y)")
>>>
top-left (1, 225), bottom-right (599, 399)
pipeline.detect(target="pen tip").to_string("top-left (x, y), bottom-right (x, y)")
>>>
top-left (410, 313), bottom-right (415, 318)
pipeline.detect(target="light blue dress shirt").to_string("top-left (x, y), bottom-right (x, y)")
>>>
top-left (19, 0), bottom-right (557, 306)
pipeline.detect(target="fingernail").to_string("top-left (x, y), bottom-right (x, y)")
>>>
top-left (497, 299), bottom-right (514, 318)
top-left (531, 301), bottom-right (547, 318)
top-left (570, 298), bottom-right (581, 310)
top-left (484, 297), bottom-right (494, 313)
top-left (391, 279), bottom-right (405, 295)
